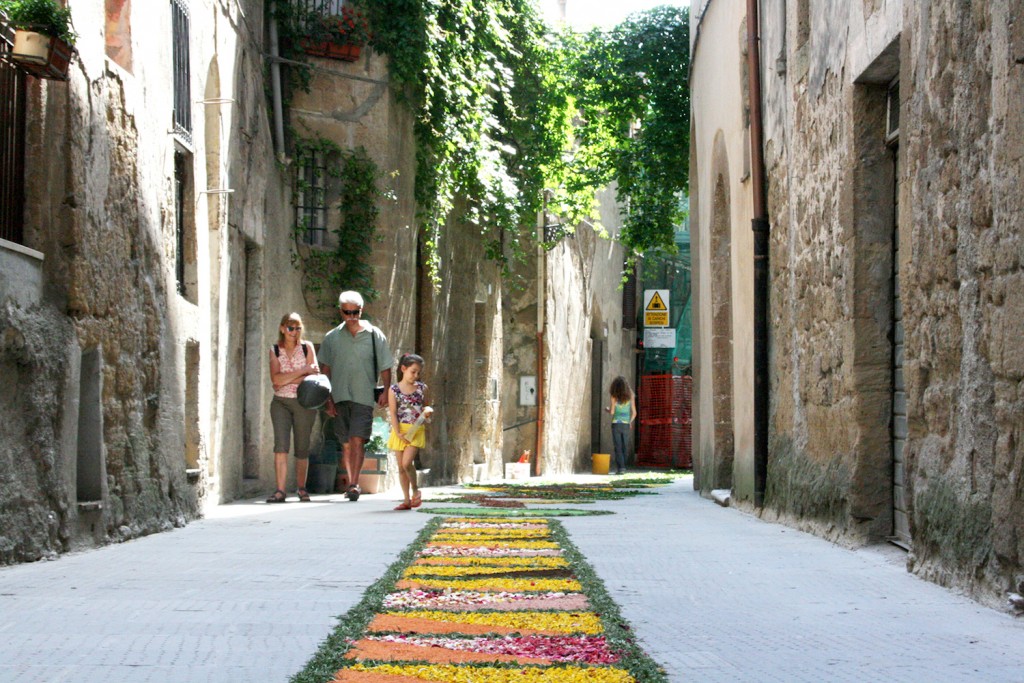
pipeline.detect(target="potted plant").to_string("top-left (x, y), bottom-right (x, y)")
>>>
top-left (300, 2), bottom-right (370, 62)
top-left (0, 0), bottom-right (76, 80)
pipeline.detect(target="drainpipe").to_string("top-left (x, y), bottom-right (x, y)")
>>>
top-left (535, 204), bottom-right (546, 476)
top-left (268, 2), bottom-right (287, 162)
top-left (747, 0), bottom-right (769, 507)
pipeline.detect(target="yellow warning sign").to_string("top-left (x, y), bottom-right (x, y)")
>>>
top-left (643, 289), bottom-right (670, 327)
top-left (646, 291), bottom-right (668, 311)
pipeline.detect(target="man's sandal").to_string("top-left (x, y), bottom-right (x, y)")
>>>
top-left (297, 488), bottom-right (311, 502)
top-left (266, 489), bottom-right (286, 503)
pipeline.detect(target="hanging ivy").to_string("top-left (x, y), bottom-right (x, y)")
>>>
top-left (292, 137), bottom-right (386, 322)
top-left (564, 5), bottom-right (691, 258)
top-left (363, 1), bottom-right (690, 279)
top-left (366, 0), bottom-right (594, 282)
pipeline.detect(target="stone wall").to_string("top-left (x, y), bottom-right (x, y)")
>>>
top-left (692, 0), bottom-right (1024, 605)
top-left (899, 1), bottom-right (1024, 603)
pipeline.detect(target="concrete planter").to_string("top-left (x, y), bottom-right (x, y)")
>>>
top-left (10, 29), bottom-right (74, 80)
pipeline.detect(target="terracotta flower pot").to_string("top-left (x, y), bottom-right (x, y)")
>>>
top-left (299, 38), bottom-right (361, 63)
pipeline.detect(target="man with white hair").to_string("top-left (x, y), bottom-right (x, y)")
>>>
top-left (319, 291), bottom-right (392, 501)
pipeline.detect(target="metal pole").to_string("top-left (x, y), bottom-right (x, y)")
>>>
top-left (747, 0), bottom-right (770, 507)
top-left (268, 2), bottom-right (287, 162)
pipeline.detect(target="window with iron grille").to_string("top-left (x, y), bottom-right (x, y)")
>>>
top-left (622, 263), bottom-right (637, 329)
top-left (295, 149), bottom-right (327, 247)
top-left (171, 0), bottom-right (192, 145)
top-left (174, 150), bottom-right (197, 302)
top-left (294, 0), bottom-right (345, 28)
top-left (175, 152), bottom-right (187, 294)
top-left (0, 15), bottom-right (26, 245)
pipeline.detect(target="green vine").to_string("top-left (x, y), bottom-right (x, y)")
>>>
top-left (367, 0), bottom-right (595, 283)
top-left (365, 1), bottom-right (690, 281)
top-left (564, 6), bottom-right (691, 258)
top-left (291, 136), bottom-right (386, 322)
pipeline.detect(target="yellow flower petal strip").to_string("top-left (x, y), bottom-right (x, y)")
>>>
top-left (403, 564), bottom-right (567, 577)
top-left (377, 610), bottom-right (603, 634)
top-left (348, 663), bottom-right (635, 682)
top-left (427, 540), bottom-right (559, 550)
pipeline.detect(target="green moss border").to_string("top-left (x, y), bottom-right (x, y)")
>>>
top-left (548, 518), bottom-right (669, 682)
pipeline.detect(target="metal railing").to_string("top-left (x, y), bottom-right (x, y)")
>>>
top-left (293, 0), bottom-right (345, 26)
top-left (171, 0), bottom-right (192, 145)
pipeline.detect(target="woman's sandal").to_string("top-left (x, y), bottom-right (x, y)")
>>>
top-left (394, 502), bottom-right (412, 510)
top-left (266, 489), bottom-right (286, 503)
top-left (411, 491), bottom-right (422, 508)
top-left (297, 488), bottom-right (311, 502)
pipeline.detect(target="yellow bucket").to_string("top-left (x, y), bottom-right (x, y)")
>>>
top-left (592, 453), bottom-right (610, 475)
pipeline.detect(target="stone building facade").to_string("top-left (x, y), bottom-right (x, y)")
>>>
top-left (0, 0), bottom-right (634, 564)
top-left (691, 0), bottom-right (1024, 608)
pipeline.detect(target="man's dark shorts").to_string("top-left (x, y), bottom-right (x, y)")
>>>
top-left (333, 401), bottom-right (374, 441)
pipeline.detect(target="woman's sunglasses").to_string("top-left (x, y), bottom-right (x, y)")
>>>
top-left (286, 325), bottom-right (302, 332)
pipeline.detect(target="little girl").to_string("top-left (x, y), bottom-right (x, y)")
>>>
top-left (387, 353), bottom-right (431, 510)
top-left (606, 376), bottom-right (637, 475)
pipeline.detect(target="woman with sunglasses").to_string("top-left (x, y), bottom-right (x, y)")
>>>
top-left (266, 312), bottom-right (320, 503)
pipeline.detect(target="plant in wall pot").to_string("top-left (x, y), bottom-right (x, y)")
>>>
top-left (299, 2), bottom-right (370, 62)
top-left (0, 0), bottom-right (77, 80)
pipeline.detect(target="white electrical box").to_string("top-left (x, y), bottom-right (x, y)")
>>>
top-left (519, 376), bottom-right (537, 406)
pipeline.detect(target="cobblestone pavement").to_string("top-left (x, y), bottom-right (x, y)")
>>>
top-left (1, 476), bottom-right (1022, 682)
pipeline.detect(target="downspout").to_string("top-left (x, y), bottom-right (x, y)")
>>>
top-left (535, 204), bottom-right (546, 476)
top-left (268, 2), bottom-right (287, 161)
top-left (746, 0), bottom-right (770, 506)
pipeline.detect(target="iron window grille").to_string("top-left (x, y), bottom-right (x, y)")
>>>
top-left (175, 152), bottom-right (187, 294)
top-left (0, 11), bottom-right (26, 245)
top-left (293, 0), bottom-right (345, 29)
top-left (295, 149), bottom-right (327, 247)
top-left (622, 264), bottom-right (637, 329)
top-left (171, 0), bottom-right (192, 145)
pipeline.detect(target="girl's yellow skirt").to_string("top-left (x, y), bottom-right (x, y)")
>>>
top-left (387, 422), bottom-right (426, 450)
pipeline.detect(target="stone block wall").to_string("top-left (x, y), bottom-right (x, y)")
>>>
top-left (898, 2), bottom-right (1024, 603)
top-left (693, 0), bottom-right (1024, 604)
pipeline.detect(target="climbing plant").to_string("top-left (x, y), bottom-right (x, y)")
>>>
top-left (564, 5), bottom-right (691, 257)
top-left (364, 1), bottom-right (690, 278)
top-left (366, 0), bottom-right (594, 282)
top-left (292, 137), bottom-right (385, 320)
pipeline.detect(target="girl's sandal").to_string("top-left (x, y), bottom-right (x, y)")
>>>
top-left (394, 502), bottom-right (412, 510)
top-left (411, 491), bottom-right (422, 508)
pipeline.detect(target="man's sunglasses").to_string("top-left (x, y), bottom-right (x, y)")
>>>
top-left (341, 308), bottom-right (361, 316)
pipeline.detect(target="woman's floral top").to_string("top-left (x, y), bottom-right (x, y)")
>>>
top-left (392, 381), bottom-right (427, 424)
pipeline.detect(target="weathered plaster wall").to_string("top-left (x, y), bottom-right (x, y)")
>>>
top-left (689, 0), bottom-right (755, 500)
top-left (500, 188), bottom-right (633, 477)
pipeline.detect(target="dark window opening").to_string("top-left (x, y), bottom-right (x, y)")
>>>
top-left (171, 0), bottom-right (192, 145)
top-left (0, 17), bottom-right (26, 245)
top-left (622, 263), bottom-right (637, 329)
